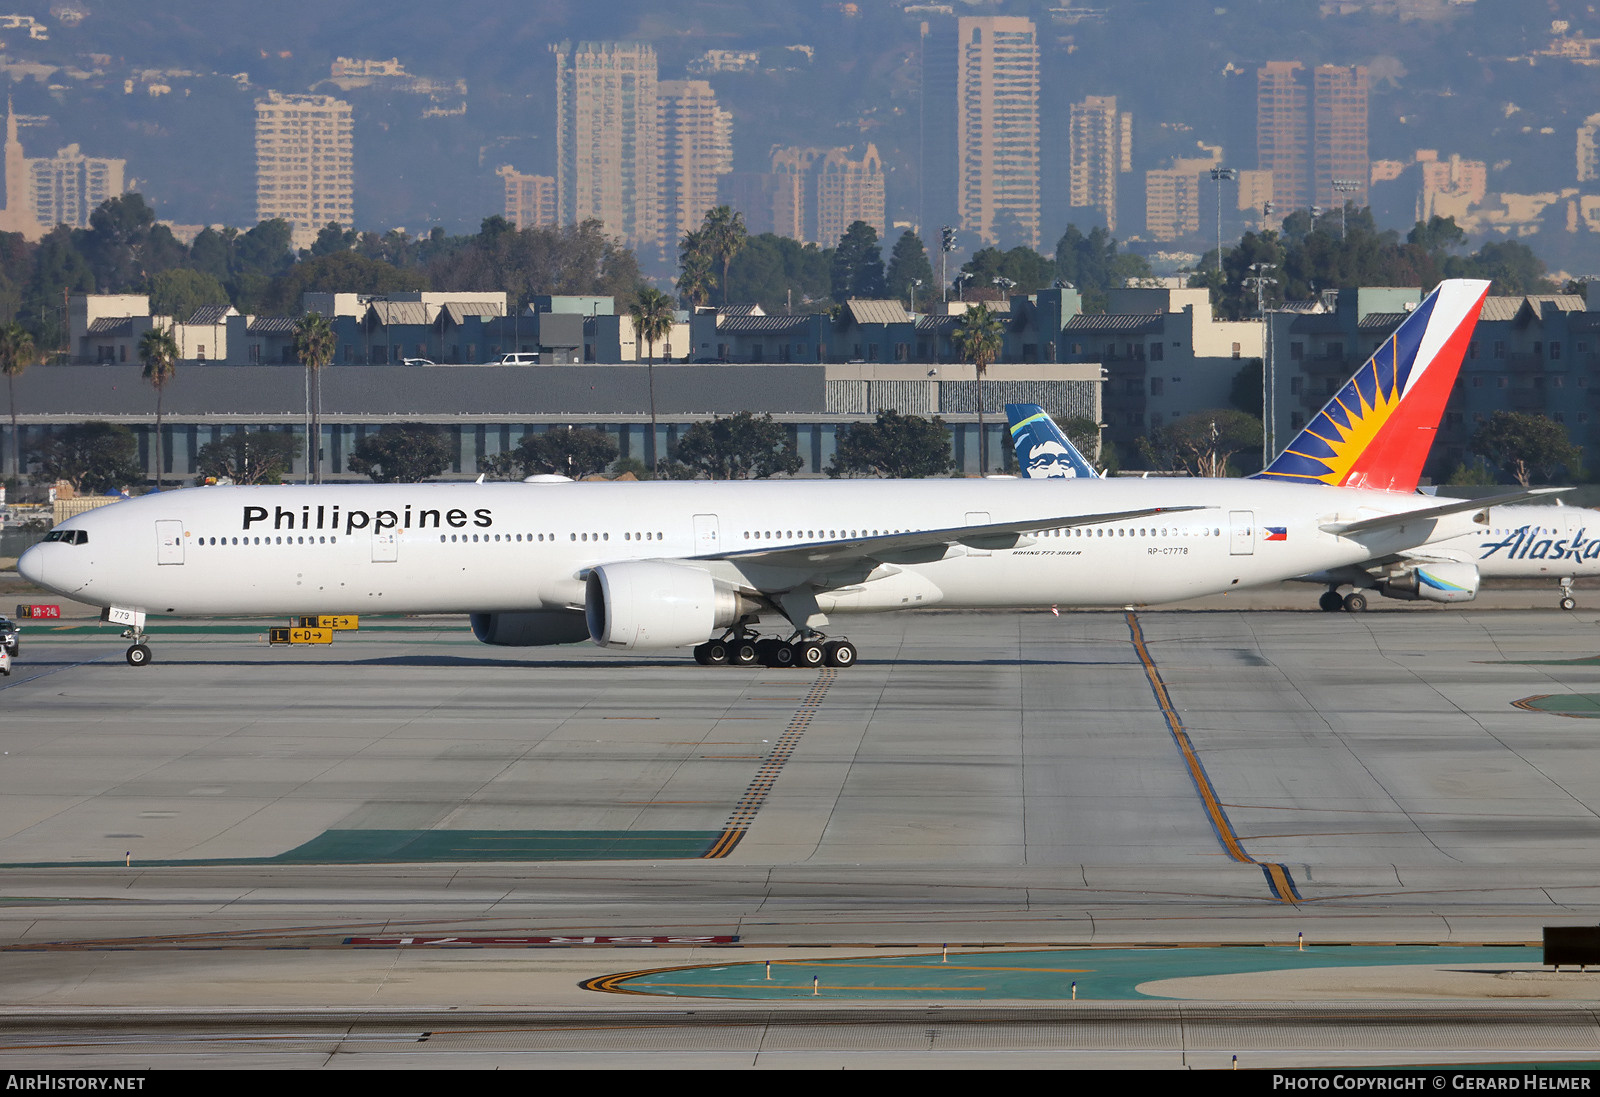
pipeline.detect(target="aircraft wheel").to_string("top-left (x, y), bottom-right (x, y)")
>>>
top-left (795, 641), bottom-right (826, 668)
top-left (126, 644), bottom-right (152, 667)
top-left (1343, 592), bottom-right (1368, 612)
top-left (731, 641), bottom-right (759, 666)
top-left (702, 640), bottom-right (731, 666)
top-left (767, 643), bottom-right (797, 668)
top-left (1319, 591), bottom-right (1343, 613)
top-left (693, 643), bottom-right (712, 665)
top-left (824, 640), bottom-right (857, 668)
top-left (1561, 596), bottom-right (1577, 611)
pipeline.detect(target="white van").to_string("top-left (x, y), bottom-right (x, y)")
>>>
top-left (493, 352), bottom-right (540, 365)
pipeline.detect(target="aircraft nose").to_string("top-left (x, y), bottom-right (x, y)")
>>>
top-left (16, 543), bottom-right (44, 587)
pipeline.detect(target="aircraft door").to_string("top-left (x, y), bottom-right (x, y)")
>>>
top-left (965, 511), bottom-right (991, 557)
top-left (373, 529), bottom-right (399, 563)
top-left (1229, 510), bottom-right (1255, 556)
top-left (693, 513), bottom-right (721, 554)
top-left (155, 520), bottom-right (185, 565)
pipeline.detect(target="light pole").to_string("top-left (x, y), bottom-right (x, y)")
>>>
top-left (1331, 179), bottom-right (1360, 240)
top-left (992, 275), bottom-right (1016, 303)
top-left (1210, 166), bottom-right (1237, 274)
top-left (1247, 262), bottom-right (1279, 467)
top-left (910, 277), bottom-right (923, 317)
top-left (940, 226), bottom-right (955, 303)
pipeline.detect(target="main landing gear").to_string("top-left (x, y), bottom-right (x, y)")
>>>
top-left (693, 627), bottom-right (856, 669)
top-left (1319, 589), bottom-right (1367, 612)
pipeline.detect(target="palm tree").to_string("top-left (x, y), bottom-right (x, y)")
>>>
top-left (292, 312), bottom-right (336, 483)
top-left (629, 286), bottom-right (676, 467)
top-left (138, 326), bottom-right (179, 489)
top-left (700, 206), bottom-right (747, 306)
top-left (677, 229), bottom-right (714, 308)
top-left (0, 322), bottom-right (35, 485)
top-left (952, 304), bottom-right (1005, 475)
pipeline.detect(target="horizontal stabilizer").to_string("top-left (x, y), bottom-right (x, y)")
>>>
top-left (1319, 488), bottom-right (1566, 537)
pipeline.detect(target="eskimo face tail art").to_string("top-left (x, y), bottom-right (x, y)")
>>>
top-left (1252, 279), bottom-right (1490, 493)
top-left (1006, 404), bottom-right (1101, 479)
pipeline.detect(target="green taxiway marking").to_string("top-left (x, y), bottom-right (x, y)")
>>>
top-left (608, 946), bottom-right (1538, 1001)
top-left (0, 829), bottom-right (725, 868)
top-left (1514, 693), bottom-right (1600, 717)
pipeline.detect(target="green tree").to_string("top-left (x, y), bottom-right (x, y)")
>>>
top-left (194, 429), bottom-right (302, 485)
top-left (960, 245), bottom-right (1053, 296)
top-left (348, 423), bottom-right (452, 482)
top-left (1230, 359), bottom-right (1264, 417)
top-left (629, 285), bottom-right (676, 461)
top-left (28, 421), bottom-right (142, 492)
top-left (677, 228), bottom-right (715, 308)
top-left (828, 409), bottom-right (956, 478)
top-left (264, 251), bottom-right (427, 316)
top-left (885, 230), bottom-right (935, 308)
top-left (830, 221), bottom-right (885, 302)
top-left (724, 233), bottom-right (832, 313)
top-left (1470, 410), bottom-right (1579, 486)
top-left (951, 303), bottom-right (1005, 474)
top-left (149, 268), bottom-right (229, 323)
top-left (0, 321), bottom-right (35, 481)
top-left (138, 326), bottom-right (178, 489)
top-left (672, 411), bottom-right (802, 480)
top-left (480, 427), bottom-right (618, 480)
top-left (699, 206), bottom-right (748, 306)
top-left (292, 312), bottom-right (336, 484)
top-left (1141, 409), bottom-right (1263, 478)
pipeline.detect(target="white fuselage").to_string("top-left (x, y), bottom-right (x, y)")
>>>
top-left (19, 479), bottom-right (1492, 630)
top-left (1413, 505), bottom-right (1600, 580)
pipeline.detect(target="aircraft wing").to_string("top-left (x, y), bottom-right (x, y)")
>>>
top-left (1318, 488), bottom-right (1566, 537)
top-left (697, 505), bottom-right (1211, 569)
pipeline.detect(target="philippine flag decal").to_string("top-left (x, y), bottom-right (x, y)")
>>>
top-left (1265, 526), bottom-right (1288, 541)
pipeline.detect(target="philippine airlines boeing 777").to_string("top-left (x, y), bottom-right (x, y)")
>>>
top-left (20, 279), bottom-right (1536, 668)
top-left (1007, 291), bottom-right (1594, 611)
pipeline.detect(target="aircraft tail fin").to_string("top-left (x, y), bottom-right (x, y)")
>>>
top-left (1253, 278), bottom-right (1491, 493)
top-left (1005, 404), bottom-right (1101, 480)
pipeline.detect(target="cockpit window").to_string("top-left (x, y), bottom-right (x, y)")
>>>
top-left (42, 530), bottom-right (88, 545)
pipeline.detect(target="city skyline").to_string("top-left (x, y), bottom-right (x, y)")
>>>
top-left (0, 1), bottom-right (1593, 272)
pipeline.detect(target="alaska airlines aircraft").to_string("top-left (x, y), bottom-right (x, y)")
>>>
top-left (1006, 289), bottom-right (1595, 613)
top-left (22, 279), bottom-right (1533, 668)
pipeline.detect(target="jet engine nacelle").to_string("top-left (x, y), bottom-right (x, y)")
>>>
top-left (585, 561), bottom-right (757, 650)
top-left (1380, 561), bottom-right (1480, 603)
top-left (470, 611), bottom-right (592, 646)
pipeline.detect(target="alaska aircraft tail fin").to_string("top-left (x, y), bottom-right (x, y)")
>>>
top-left (1005, 404), bottom-right (1101, 479)
top-left (1252, 278), bottom-right (1491, 493)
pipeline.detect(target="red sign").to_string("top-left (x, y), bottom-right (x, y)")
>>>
top-left (344, 935), bottom-right (739, 947)
top-left (16, 604), bottom-right (60, 619)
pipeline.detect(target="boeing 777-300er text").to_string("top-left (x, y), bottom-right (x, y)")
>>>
top-left (1007, 281), bottom-right (1591, 611)
top-left (21, 279), bottom-right (1544, 668)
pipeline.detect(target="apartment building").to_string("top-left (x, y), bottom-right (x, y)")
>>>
top-left (1068, 95), bottom-right (1130, 233)
top-left (657, 79), bottom-right (733, 254)
top-left (254, 91), bottom-right (354, 252)
top-left (553, 41), bottom-right (660, 252)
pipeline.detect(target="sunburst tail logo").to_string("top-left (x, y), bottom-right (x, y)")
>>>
top-left (1254, 279), bottom-right (1491, 492)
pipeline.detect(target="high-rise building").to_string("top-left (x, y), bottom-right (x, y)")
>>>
top-left (1068, 95), bottom-right (1130, 233)
top-left (254, 91), bottom-right (353, 252)
top-left (921, 15), bottom-right (1040, 248)
top-left (1313, 64), bottom-right (1369, 211)
top-left (553, 41), bottom-right (659, 251)
top-left (657, 79), bottom-right (732, 253)
top-left (498, 165), bottom-right (555, 229)
top-left (0, 100), bottom-right (41, 239)
top-left (814, 145), bottom-right (885, 246)
top-left (769, 144), bottom-right (886, 246)
top-left (1256, 61), bottom-right (1310, 213)
top-left (1256, 62), bottom-right (1368, 216)
top-left (29, 144), bottom-right (124, 231)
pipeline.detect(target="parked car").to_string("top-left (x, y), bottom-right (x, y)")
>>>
top-left (401, 357), bottom-right (434, 367)
top-left (0, 617), bottom-right (17, 657)
top-left (492, 352), bottom-right (539, 365)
